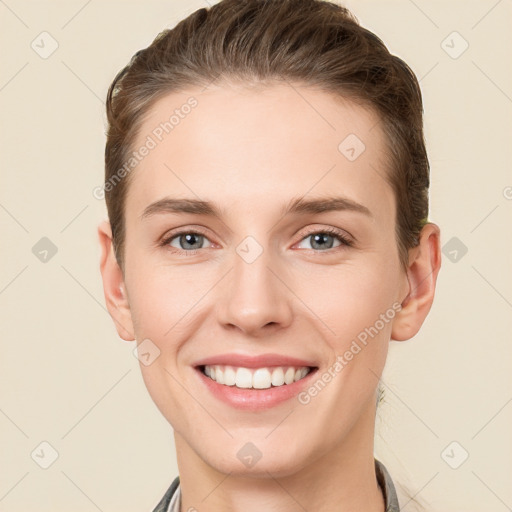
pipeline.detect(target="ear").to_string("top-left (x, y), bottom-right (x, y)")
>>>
top-left (391, 222), bottom-right (442, 341)
top-left (97, 220), bottom-right (135, 341)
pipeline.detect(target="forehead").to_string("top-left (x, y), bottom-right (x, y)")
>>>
top-left (126, 82), bottom-right (394, 223)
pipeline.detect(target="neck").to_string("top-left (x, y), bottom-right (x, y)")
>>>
top-left (174, 401), bottom-right (385, 512)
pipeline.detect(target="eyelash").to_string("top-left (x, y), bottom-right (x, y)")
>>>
top-left (159, 227), bottom-right (354, 256)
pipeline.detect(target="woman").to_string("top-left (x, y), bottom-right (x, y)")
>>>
top-left (98, 0), bottom-right (441, 510)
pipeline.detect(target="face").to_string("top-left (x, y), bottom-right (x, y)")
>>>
top-left (114, 83), bottom-right (412, 476)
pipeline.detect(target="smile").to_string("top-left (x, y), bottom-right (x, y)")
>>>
top-left (202, 364), bottom-right (312, 389)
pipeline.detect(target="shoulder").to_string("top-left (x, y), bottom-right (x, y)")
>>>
top-left (151, 476), bottom-right (180, 512)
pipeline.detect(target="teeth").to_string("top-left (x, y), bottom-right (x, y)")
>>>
top-left (223, 366), bottom-right (236, 386)
top-left (235, 367), bottom-right (252, 388)
top-left (203, 365), bottom-right (312, 389)
top-left (215, 366), bottom-right (225, 384)
top-left (271, 367), bottom-right (285, 386)
top-left (284, 367), bottom-right (295, 384)
top-left (253, 368), bottom-right (272, 389)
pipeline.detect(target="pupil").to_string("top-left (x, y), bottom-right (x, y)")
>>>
top-left (179, 233), bottom-right (335, 251)
top-left (183, 233), bottom-right (201, 249)
top-left (312, 233), bottom-right (333, 250)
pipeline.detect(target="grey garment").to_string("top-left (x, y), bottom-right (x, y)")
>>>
top-left (375, 458), bottom-right (401, 512)
top-left (152, 458), bottom-right (400, 512)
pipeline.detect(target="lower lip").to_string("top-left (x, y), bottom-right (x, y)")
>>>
top-left (195, 367), bottom-right (318, 411)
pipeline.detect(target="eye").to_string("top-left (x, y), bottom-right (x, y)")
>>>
top-left (295, 227), bottom-right (353, 252)
top-left (160, 226), bottom-right (353, 255)
top-left (161, 230), bottom-right (213, 254)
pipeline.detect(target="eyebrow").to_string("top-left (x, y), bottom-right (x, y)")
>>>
top-left (140, 195), bottom-right (373, 221)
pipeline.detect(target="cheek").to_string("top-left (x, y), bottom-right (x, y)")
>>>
top-left (297, 262), bottom-right (400, 346)
top-left (126, 251), bottom-right (401, 356)
top-left (125, 261), bottom-right (208, 340)
top-left (124, 263), bottom-right (199, 424)
top-left (294, 268), bottom-right (397, 431)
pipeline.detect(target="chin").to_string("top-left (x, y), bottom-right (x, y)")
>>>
top-left (201, 443), bottom-right (311, 479)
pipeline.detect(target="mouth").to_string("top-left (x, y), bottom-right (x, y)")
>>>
top-left (194, 362), bottom-right (319, 411)
top-left (198, 364), bottom-right (317, 390)
top-left (192, 353), bottom-right (319, 410)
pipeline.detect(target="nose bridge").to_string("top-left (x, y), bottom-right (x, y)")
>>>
top-left (217, 236), bottom-right (292, 334)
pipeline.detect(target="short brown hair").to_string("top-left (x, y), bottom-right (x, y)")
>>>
top-left (104, 0), bottom-right (430, 272)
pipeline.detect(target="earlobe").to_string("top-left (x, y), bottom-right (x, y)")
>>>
top-left (97, 220), bottom-right (135, 341)
top-left (391, 223), bottom-right (442, 342)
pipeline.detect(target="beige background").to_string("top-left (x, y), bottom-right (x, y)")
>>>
top-left (1, 0), bottom-right (511, 510)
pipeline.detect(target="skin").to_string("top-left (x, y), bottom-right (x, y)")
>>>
top-left (98, 82), bottom-right (441, 512)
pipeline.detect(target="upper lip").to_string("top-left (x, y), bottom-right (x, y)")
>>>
top-left (193, 353), bottom-right (318, 369)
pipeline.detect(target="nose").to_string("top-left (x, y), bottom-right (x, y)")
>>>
top-left (216, 245), bottom-right (293, 337)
